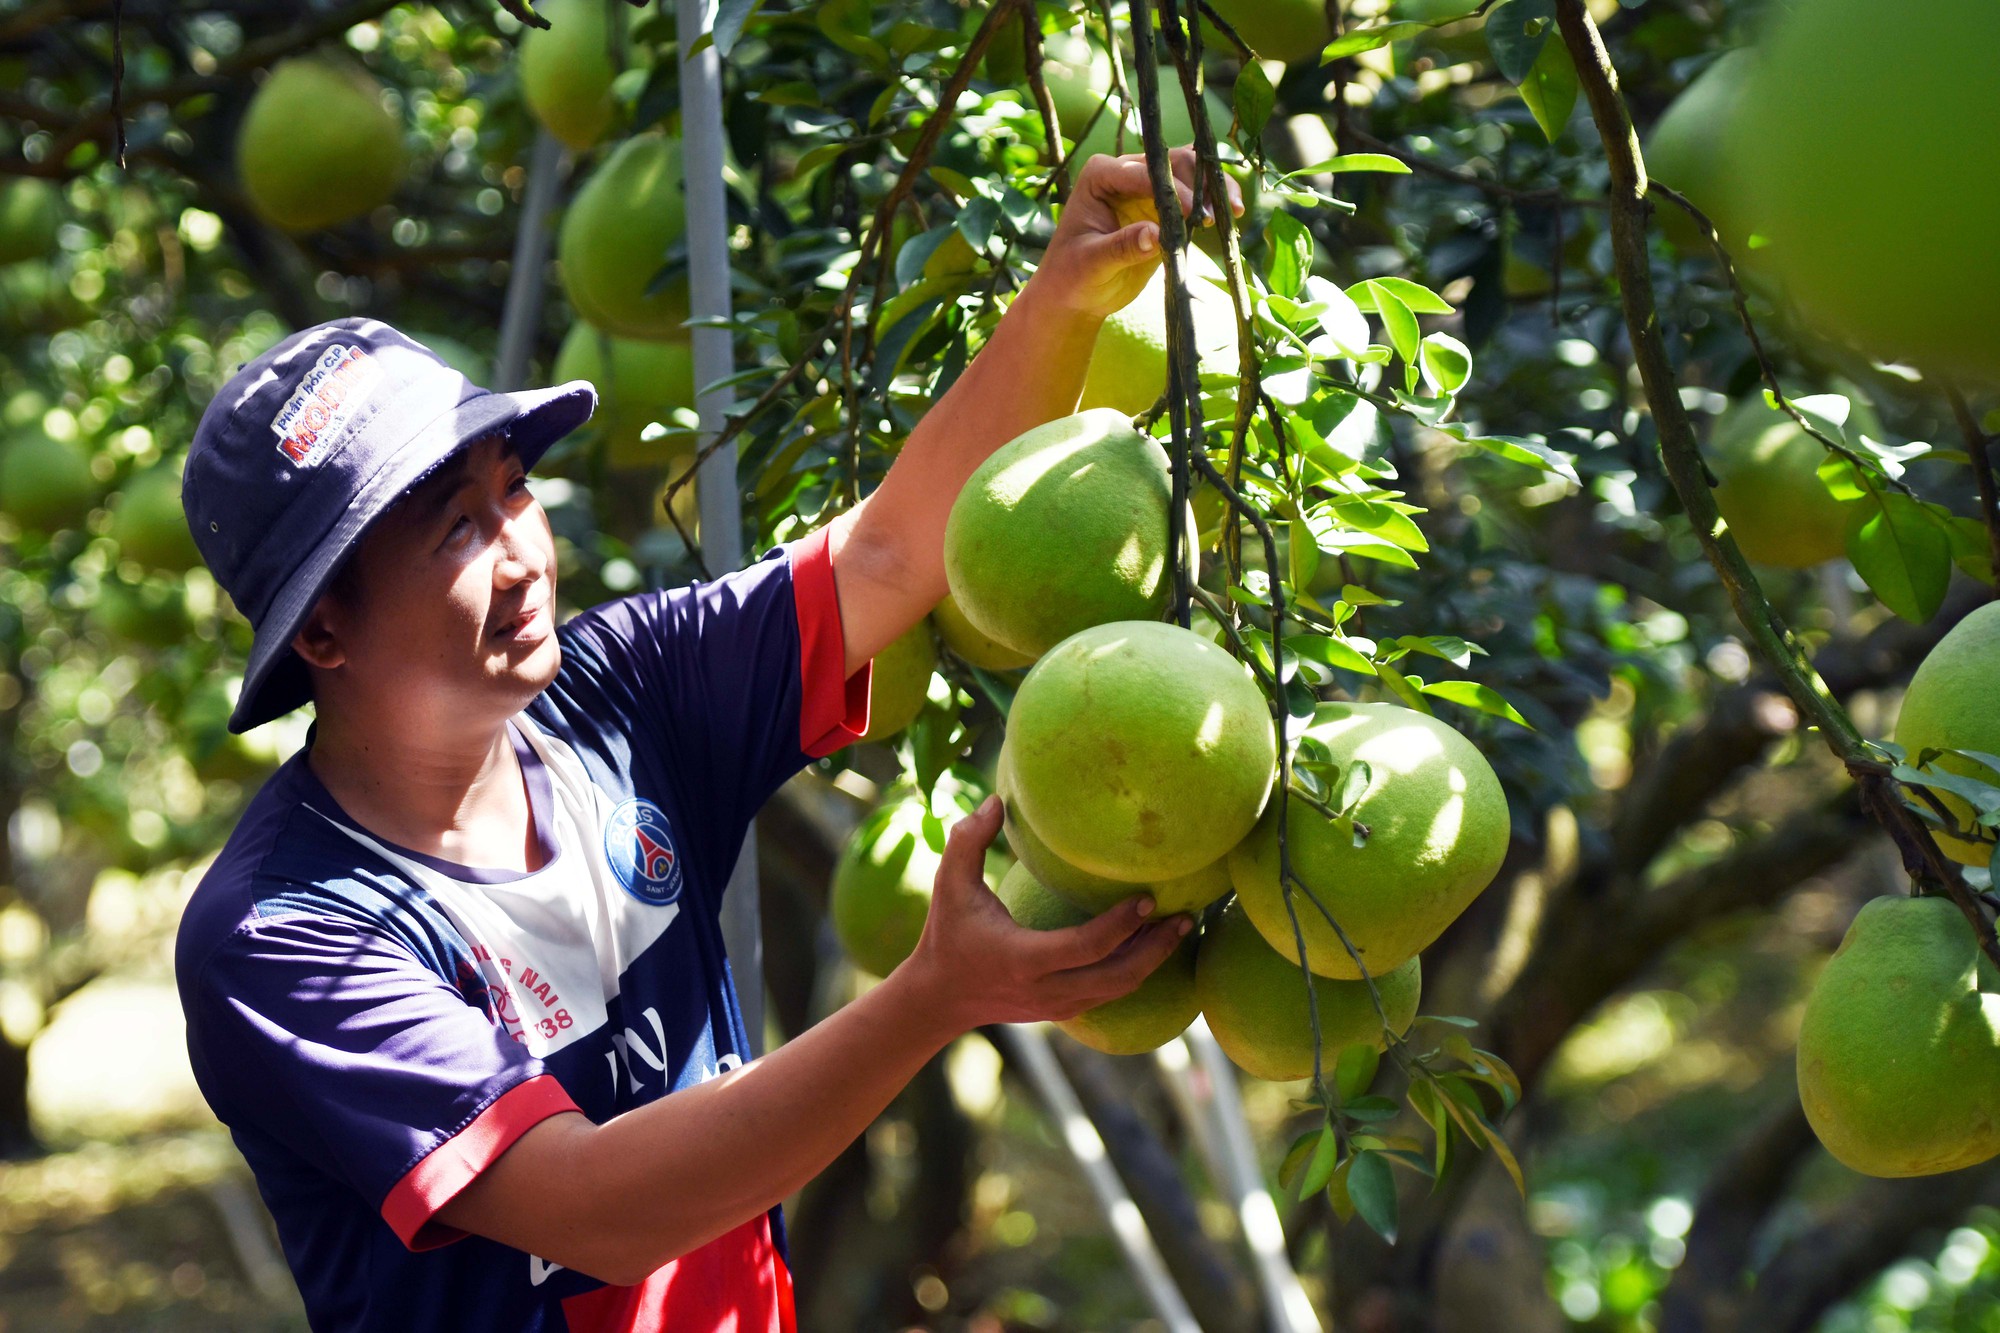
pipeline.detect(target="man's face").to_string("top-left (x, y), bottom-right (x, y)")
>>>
top-left (302, 432), bottom-right (562, 726)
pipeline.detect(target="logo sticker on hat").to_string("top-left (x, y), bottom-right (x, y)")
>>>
top-left (270, 343), bottom-right (382, 466)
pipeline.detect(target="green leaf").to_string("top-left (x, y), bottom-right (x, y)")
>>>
top-left (1518, 33), bottom-right (1578, 142)
top-left (1266, 211), bottom-right (1313, 301)
top-left (1336, 758), bottom-right (1374, 815)
top-left (1346, 1150), bottom-right (1400, 1244)
top-left (1349, 276), bottom-right (1454, 315)
top-left (1301, 1121), bottom-right (1343, 1197)
top-left (1304, 277), bottom-right (1372, 358)
top-left (1342, 1095), bottom-right (1401, 1122)
top-left (1234, 58), bottom-right (1276, 142)
top-left (1420, 332), bottom-right (1473, 395)
top-left (1945, 516), bottom-right (1997, 585)
top-left (1383, 634), bottom-right (1482, 668)
top-left (1376, 664), bottom-right (1434, 715)
top-left (1420, 680), bottom-right (1533, 728)
top-left (1891, 764), bottom-right (2000, 815)
top-left (1438, 424), bottom-right (1580, 484)
top-left (1360, 281), bottom-right (1422, 367)
top-left (1485, 0), bottom-right (1555, 84)
top-left (1334, 1044), bottom-right (1380, 1102)
top-left (713, 0), bottom-right (765, 56)
top-left (1848, 491), bottom-right (1952, 624)
top-left (1278, 1128), bottom-right (1321, 1192)
top-left (1288, 633), bottom-right (1378, 675)
top-left (1321, 21), bottom-right (1431, 61)
top-left (1288, 153), bottom-right (1415, 177)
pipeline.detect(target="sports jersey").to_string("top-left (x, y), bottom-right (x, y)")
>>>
top-left (175, 528), bottom-right (870, 1332)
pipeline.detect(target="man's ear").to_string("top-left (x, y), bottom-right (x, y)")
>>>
top-left (291, 595), bottom-right (347, 672)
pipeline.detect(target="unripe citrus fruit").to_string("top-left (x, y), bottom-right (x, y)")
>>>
top-left (1007, 620), bottom-right (1277, 882)
top-left (1074, 70), bottom-right (1228, 169)
top-left (1733, 0), bottom-right (2000, 381)
top-left (1041, 26), bottom-right (1113, 140)
top-left (944, 409), bottom-right (1173, 657)
top-left (859, 620), bottom-right (937, 743)
top-left (1893, 602), bottom-right (2000, 866)
top-left (933, 593), bottom-right (1035, 672)
top-left (95, 575), bottom-right (192, 648)
top-left (1643, 48), bottom-right (1757, 257)
top-left (0, 430), bottom-right (96, 534)
top-left (1078, 244), bottom-right (1241, 416)
top-left (0, 178), bottom-right (59, 267)
top-left (552, 324), bottom-right (695, 468)
top-left (558, 132), bottom-right (689, 340)
top-left (1198, 899), bottom-right (1421, 1083)
top-left (996, 738), bottom-right (1232, 915)
top-left (994, 863), bottom-right (1199, 1055)
top-left (831, 796), bottom-right (945, 978)
top-left (1797, 895), bottom-right (2000, 1177)
top-left (519, 0), bottom-right (623, 151)
top-left (236, 59), bottom-right (406, 233)
top-left (110, 464), bottom-right (201, 573)
top-left (1707, 392), bottom-right (1872, 570)
top-left (1229, 700), bottom-right (1509, 980)
top-left (1203, 0), bottom-right (1330, 65)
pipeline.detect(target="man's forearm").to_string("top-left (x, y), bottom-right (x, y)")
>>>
top-left (828, 279), bottom-right (1104, 671)
top-left (439, 961), bottom-right (962, 1286)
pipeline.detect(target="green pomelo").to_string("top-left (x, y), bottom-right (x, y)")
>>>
top-left (1733, 0), bottom-right (2000, 382)
top-left (236, 59), bottom-right (406, 233)
top-left (1230, 700), bottom-right (1509, 980)
top-left (95, 576), bottom-right (192, 649)
top-left (0, 431), bottom-right (97, 534)
top-left (1041, 26), bottom-right (1113, 139)
top-left (1078, 246), bottom-right (1241, 416)
top-left (995, 863), bottom-right (1199, 1056)
top-left (1073, 70), bottom-right (1229, 169)
top-left (1707, 392), bottom-right (1873, 570)
top-left (1797, 895), bottom-right (2000, 1177)
top-left (558, 133), bottom-right (690, 340)
top-left (830, 797), bottom-right (946, 979)
top-left (551, 324), bottom-right (696, 469)
top-left (859, 620), bottom-right (938, 743)
top-left (1198, 899), bottom-right (1420, 1083)
top-left (1643, 49), bottom-right (1758, 256)
top-left (1893, 602), bottom-right (2000, 867)
top-left (997, 739), bottom-right (1229, 915)
top-left (409, 332), bottom-right (489, 384)
top-left (933, 592), bottom-right (1036, 672)
top-left (110, 465), bottom-right (201, 573)
top-left (1008, 620), bottom-right (1277, 882)
top-left (943, 409), bottom-right (1173, 657)
top-left (1204, 0), bottom-right (1329, 64)
top-left (0, 178), bottom-right (59, 267)
top-left (519, 0), bottom-right (623, 151)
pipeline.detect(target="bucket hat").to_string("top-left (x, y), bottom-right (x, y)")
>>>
top-left (183, 317), bottom-right (596, 733)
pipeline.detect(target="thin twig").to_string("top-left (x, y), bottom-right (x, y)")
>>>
top-left (1022, 14), bottom-right (1071, 204)
top-left (1947, 385), bottom-right (2000, 597)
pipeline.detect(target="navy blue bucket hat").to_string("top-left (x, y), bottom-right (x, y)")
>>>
top-left (183, 317), bottom-right (596, 734)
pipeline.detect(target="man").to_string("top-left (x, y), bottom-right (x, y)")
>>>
top-left (175, 148), bottom-right (1236, 1331)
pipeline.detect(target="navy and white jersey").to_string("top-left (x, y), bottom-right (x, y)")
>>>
top-left (175, 529), bottom-right (869, 1332)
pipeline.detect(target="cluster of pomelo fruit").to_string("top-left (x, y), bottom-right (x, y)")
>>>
top-left (832, 404), bottom-right (1512, 1078)
top-left (1794, 604), bottom-right (2000, 1178)
top-left (1644, 0), bottom-right (1998, 385)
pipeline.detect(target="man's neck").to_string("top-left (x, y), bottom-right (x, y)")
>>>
top-left (306, 710), bottom-right (544, 874)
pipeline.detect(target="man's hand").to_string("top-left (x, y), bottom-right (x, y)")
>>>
top-left (1031, 147), bottom-right (1247, 322)
top-left (899, 795), bottom-right (1193, 1030)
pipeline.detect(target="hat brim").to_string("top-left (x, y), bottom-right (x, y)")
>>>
top-left (228, 380), bottom-right (596, 734)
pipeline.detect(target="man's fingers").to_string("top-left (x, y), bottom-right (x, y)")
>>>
top-left (1052, 919), bottom-right (1190, 1008)
top-left (1022, 894), bottom-right (1156, 972)
top-left (933, 795), bottom-right (1003, 901)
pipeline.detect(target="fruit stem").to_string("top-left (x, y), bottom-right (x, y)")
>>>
top-left (1552, 0), bottom-right (2000, 970)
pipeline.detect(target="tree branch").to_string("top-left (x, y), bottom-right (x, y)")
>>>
top-left (1947, 385), bottom-right (2000, 596)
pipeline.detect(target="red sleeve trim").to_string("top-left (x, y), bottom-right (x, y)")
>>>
top-left (380, 1073), bottom-right (580, 1252)
top-left (790, 526), bottom-right (870, 758)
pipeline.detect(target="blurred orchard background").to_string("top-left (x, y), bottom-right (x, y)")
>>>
top-left (3, 0), bottom-right (2000, 1329)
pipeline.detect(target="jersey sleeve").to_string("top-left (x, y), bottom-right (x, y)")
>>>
top-left (551, 527), bottom-right (871, 843)
top-left (184, 910), bottom-right (580, 1252)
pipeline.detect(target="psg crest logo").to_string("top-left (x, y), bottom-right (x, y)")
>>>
top-left (603, 799), bottom-right (683, 906)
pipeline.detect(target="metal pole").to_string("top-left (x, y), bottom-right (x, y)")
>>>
top-left (1180, 1018), bottom-right (1324, 1333)
top-left (494, 128), bottom-right (568, 392)
top-left (677, 0), bottom-right (762, 1054)
top-left (994, 1025), bottom-right (1204, 1333)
